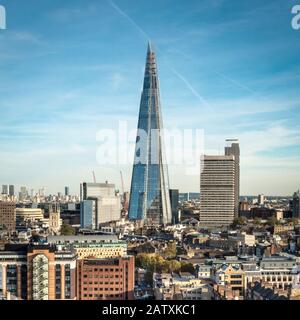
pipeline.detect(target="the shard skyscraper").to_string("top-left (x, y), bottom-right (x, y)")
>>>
top-left (128, 43), bottom-right (172, 226)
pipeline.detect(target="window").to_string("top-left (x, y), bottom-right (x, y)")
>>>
top-left (6, 265), bottom-right (17, 296)
top-left (65, 264), bottom-right (72, 299)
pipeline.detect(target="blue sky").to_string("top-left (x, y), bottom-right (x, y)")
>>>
top-left (0, 0), bottom-right (300, 196)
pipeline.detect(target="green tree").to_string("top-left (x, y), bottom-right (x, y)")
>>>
top-left (60, 223), bottom-right (75, 235)
top-left (168, 260), bottom-right (181, 273)
top-left (253, 217), bottom-right (262, 225)
top-left (136, 253), bottom-right (182, 274)
top-left (164, 242), bottom-right (177, 259)
top-left (136, 253), bottom-right (162, 272)
top-left (231, 216), bottom-right (247, 228)
top-left (267, 216), bottom-right (278, 227)
top-left (180, 262), bottom-right (195, 274)
top-left (289, 218), bottom-right (299, 226)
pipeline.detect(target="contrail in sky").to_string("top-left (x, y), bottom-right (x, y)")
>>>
top-left (107, 0), bottom-right (150, 41)
top-left (212, 70), bottom-right (256, 94)
top-left (107, 0), bottom-right (210, 108)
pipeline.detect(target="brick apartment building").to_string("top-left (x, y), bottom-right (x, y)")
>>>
top-left (0, 244), bottom-right (77, 300)
top-left (0, 202), bottom-right (16, 233)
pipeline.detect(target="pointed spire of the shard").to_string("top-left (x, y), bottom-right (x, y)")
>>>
top-left (147, 40), bottom-right (152, 53)
top-left (144, 40), bottom-right (157, 79)
top-left (128, 43), bottom-right (172, 226)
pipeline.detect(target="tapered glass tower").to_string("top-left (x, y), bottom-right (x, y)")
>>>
top-left (128, 43), bottom-right (172, 226)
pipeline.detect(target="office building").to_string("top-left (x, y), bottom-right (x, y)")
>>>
top-left (225, 139), bottom-right (240, 217)
top-left (2, 185), bottom-right (8, 195)
top-left (258, 194), bottom-right (266, 206)
top-left (76, 256), bottom-right (135, 300)
top-left (65, 186), bottom-right (70, 197)
top-left (15, 208), bottom-right (44, 224)
top-left (81, 182), bottom-right (121, 226)
top-left (27, 245), bottom-right (77, 300)
top-left (128, 43), bottom-right (172, 226)
top-left (199, 155), bottom-right (235, 227)
top-left (9, 185), bottom-right (14, 197)
top-left (80, 199), bottom-right (97, 229)
top-left (0, 202), bottom-right (16, 233)
top-left (169, 189), bottom-right (179, 224)
top-left (245, 255), bottom-right (298, 291)
top-left (19, 186), bottom-right (28, 202)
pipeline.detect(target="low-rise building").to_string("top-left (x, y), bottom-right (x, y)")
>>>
top-left (196, 264), bottom-right (212, 279)
top-left (214, 264), bottom-right (245, 297)
top-left (153, 272), bottom-right (213, 300)
top-left (47, 235), bottom-right (127, 259)
top-left (245, 255), bottom-right (299, 291)
top-left (16, 208), bottom-right (44, 224)
top-left (274, 223), bottom-right (295, 234)
top-left (247, 281), bottom-right (288, 300)
top-left (235, 232), bottom-right (256, 246)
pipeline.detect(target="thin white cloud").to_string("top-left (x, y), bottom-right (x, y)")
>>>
top-left (110, 72), bottom-right (124, 90)
top-left (49, 5), bottom-right (97, 23)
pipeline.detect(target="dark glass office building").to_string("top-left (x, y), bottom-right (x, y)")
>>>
top-left (128, 43), bottom-right (172, 226)
top-left (169, 189), bottom-right (179, 224)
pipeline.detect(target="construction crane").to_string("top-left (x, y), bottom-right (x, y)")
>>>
top-left (92, 171), bottom-right (96, 183)
top-left (120, 171), bottom-right (129, 215)
top-left (120, 171), bottom-right (125, 196)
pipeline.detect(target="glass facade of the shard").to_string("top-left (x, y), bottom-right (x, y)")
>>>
top-left (128, 43), bottom-right (172, 226)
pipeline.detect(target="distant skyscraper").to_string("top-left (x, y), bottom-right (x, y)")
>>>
top-left (9, 185), bottom-right (14, 197)
top-left (199, 155), bottom-right (235, 227)
top-left (19, 186), bottom-right (28, 201)
top-left (38, 187), bottom-right (45, 197)
top-left (258, 194), bottom-right (266, 206)
top-left (65, 186), bottom-right (70, 196)
top-left (2, 185), bottom-right (8, 195)
top-left (225, 139), bottom-right (240, 218)
top-left (128, 43), bottom-right (172, 226)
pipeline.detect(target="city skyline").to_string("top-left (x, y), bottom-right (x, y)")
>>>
top-left (0, 0), bottom-right (300, 195)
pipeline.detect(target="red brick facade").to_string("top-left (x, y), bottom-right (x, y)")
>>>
top-left (0, 202), bottom-right (16, 233)
top-left (76, 256), bottom-right (135, 300)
